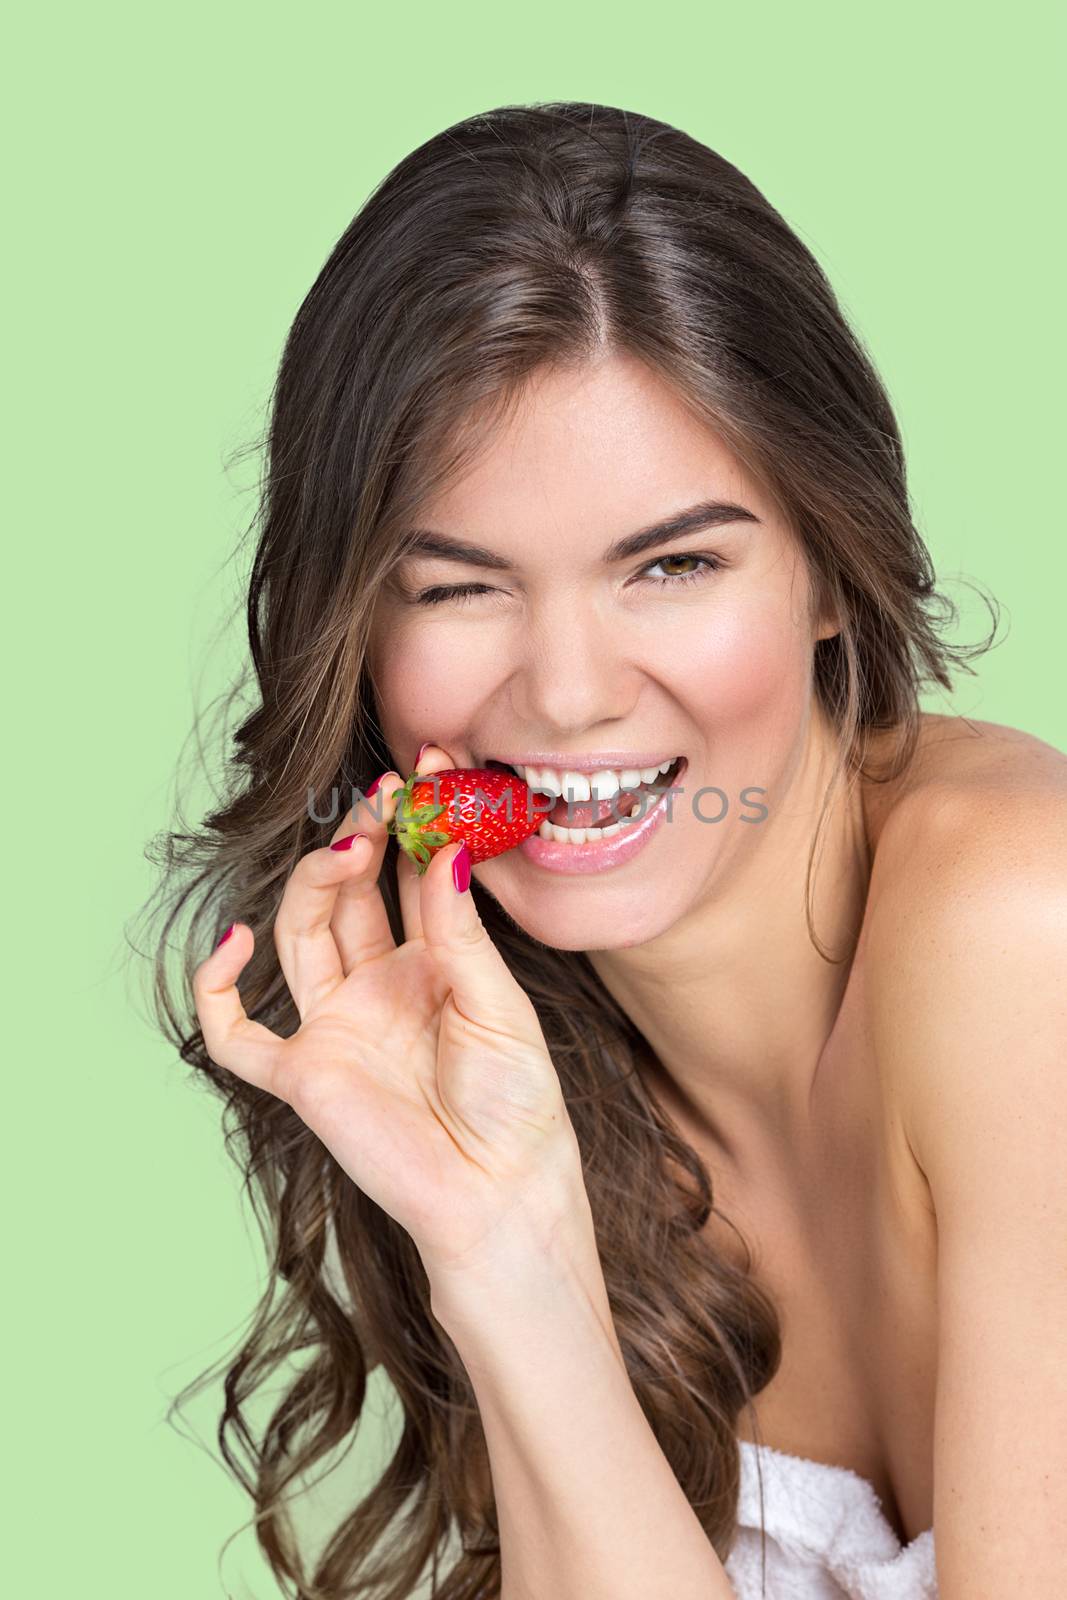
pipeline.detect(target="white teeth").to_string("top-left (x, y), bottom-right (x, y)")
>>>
top-left (520, 765), bottom-right (557, 796)
top-left (513, 757), bottom-right (678, 797)
top-left (588, 770), bottom-right (620, 800)
top-left (538, 819), bottom-right (626, 843)
top-left (561, 770), bottom-right (591, 802)
top-left (535, 786), bottom-right (671, 844)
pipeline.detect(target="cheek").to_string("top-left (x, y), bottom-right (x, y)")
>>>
top-left (671, 598), bottom-right (812, 731)
top-left (369, 615), bottom-right (501, 754)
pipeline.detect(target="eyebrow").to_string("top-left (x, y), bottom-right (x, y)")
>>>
top-left (404, 497), bottom-right (761, 571)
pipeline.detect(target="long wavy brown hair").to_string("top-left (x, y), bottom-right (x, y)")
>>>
top-left (132, 101), bottom-right (998, 1598)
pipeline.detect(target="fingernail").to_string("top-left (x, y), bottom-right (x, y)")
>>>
top-left (365, 772), bottom-right (386, 797)
top-left (331, 832), bottom-right (367, 852)
top-left (452, 841), bottom-right (471, 893)
top-left (416, 741), bottom-right (432, 766)
top-left (216, 923), bottom-right (235, 949)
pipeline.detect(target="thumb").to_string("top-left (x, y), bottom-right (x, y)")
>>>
top-left (420, 841), bottom-right (545, 1048)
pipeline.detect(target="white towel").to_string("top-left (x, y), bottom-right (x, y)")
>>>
top-left (723, 1439), bottom-right (937, 1599)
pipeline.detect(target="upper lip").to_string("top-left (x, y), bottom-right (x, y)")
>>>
top-left (481, 752), bottom-right (686, 774)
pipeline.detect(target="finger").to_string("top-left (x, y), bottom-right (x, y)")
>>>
top-left (274, 819), bottom-right (383, 1019)
top-left (193, 924), bottom-right (283, 1094)
top-left (395, 744), bottom-right (458, 945)
top-left (328, 768), bottom-right (408, 975)
top-left (419, 839), bottom-right (545, 1048)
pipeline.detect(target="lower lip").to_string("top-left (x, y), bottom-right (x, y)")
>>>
top-left (516, 761), bottom-right (686, 876)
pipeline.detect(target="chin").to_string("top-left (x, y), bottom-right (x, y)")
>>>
top-left (475, 860), bottom-right (687, 953)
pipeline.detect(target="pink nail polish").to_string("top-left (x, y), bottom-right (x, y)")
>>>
top-left (216, 923), bottom-right (235, 949)
top-left (416, 741), bottom-right (432, 766)
top-left (331, 832), bottom-right (366, 852)
top-left (365, 772), bottom-right (385, 797)
top-left (452, 842), bottom-right (471, 893)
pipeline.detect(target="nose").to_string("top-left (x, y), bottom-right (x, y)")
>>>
top-left (508, 593), bottom-right (642, 734)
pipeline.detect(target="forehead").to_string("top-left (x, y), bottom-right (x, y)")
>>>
top-left (414, 351), bottom-right (779, 550)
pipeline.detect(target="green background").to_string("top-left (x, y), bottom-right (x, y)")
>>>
top-left (8, 2), bottom-right (1062, 1595)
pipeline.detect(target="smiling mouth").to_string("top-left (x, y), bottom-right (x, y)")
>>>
top-left (484, 755), bottom-right (687, 829)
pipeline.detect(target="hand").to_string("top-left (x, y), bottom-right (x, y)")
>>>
top-left (192, 745), bottom-right (580, 1279)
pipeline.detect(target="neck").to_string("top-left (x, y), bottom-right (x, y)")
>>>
top-left (588, 710), bottom-right (873, 1172)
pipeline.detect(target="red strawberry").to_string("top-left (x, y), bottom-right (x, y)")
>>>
top-left (386, 766), bottom-right (547, 875)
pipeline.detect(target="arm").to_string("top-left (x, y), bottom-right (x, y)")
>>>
top-left (426, 1167), bottom-right (736, 1600)
top-left (869, 788), bottom-right (1067, 1599)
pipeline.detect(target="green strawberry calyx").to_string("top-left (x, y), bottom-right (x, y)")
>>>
top-left (386, 770), bottom-right (453, 875)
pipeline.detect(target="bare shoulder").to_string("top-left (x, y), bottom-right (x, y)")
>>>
top-left (862, 711), bottom-right (1067, 859)
top-left (862, 723), bottom-right (1067, 1578)
top-left (863, 709), bottom-right (1067, 955)
top-left (860, 713), bottom-right (1067, 1180)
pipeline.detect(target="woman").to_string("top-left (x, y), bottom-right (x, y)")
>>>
top-left (143, 102), bottom-right (1067, 1598)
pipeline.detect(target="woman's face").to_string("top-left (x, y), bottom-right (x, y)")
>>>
top-left (367, 350), bottom-right (838, 951)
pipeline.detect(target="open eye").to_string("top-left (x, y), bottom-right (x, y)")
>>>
top-left (637, 552), bottom-right (723, 588)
